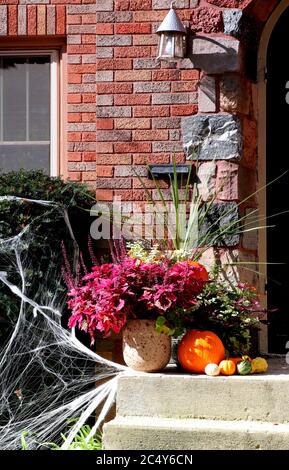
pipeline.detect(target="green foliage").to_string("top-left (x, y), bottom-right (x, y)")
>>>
top-left (0, 170), bottom-right (94, 346)
top-left (21, 425), bottom-right (102, 451)
top-left (189, 280), bottom-right (265, 354)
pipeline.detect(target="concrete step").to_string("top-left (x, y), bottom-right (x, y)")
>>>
top-left (103, 416), bottom-right (289, 450)
top-left (115, 364), bottom-right (289, 423)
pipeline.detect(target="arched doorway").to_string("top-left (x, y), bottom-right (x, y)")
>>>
top-left (258, 0), bottom-right (289, 353)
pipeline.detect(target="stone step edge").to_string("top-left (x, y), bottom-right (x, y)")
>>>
top-left (105, 416), bottom-right (289, 433)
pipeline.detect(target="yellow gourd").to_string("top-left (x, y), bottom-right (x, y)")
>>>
top-left (251, 357), bottom-right (268, 374)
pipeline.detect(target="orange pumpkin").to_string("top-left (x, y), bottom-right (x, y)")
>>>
top-left (178, 330), bottom-right (225, 373)
top-left (188, 262), bottom-right (209, 281)
top-left (219, 359), bottom-right (236, 376)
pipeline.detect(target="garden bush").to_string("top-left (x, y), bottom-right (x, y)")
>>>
top-left (0, 169), bottom-right (94, 347)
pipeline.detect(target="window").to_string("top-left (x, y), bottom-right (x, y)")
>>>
top-left (0, 51), bottom-right (58, 176)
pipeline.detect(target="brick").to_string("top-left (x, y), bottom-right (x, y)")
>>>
top-left (67, 36), bottom-right (81, 45)
top-left (96, 178), bottom-right (132, 189)
top-left (96, 142), bottom-right (113, 153)
top-left (68, 45), bottom-right (96, 54)
top-left (83, 74), bottom-right (96, 83)
top-left (83, 93), bottom-right (96, 102)
top-left (82, 34), bottom-right (97, 44)
top-left (68, 113), bottom-right (81, 122)
top-left (82, 113), bottom-right (96, 122)
top-left (96, 107), bottom-right (132, 118)
top-left (152, 70), bottom-right (181, 81)
top-left (152, 142), bottom-right (183, 152)
top-left (68, 84), bottom-right (95, 93)
top-left (95, 0), bottom-right (114, 11)
top-left (68, 25), bottom-right (96, 34)
top-left (83, 14), bottom-right (97, 24)
top-left (152, 94), bottom-right (190, 105)
top-left (96, 59), bottom-right (132, 70)
top-left (171, 105), bottom-right (198, 116)
top-left (0, 6), bottom-right (7, 35)
top-left (68, 132), bottom-right (81, 141)
top-left (8, 5), bottom-right (17, 35)
top-left (68, 93), bottom-right (82, 104)
top-left (56, 5), bottom-right (65, 35)
top-left (97, 130), bottom-right (132, 142)
top-left (37, 5), bottom-right (46, 35)
top-left (97, 154), bottom-right (132, 165)
top-left (114, 94), bottom-right (151, 106)
top-left (115, 70), bottom-right (151, 82)
top-left (18, 5), bottom-right (26, 35)
top-left (133, 177), bottom-right (169, 189)
top-left (46, 5), bottom-right (56, 34)
top-left (68, 152), bottom-right (82, 162)
top-left (181, 70), bottom-right (200, 81)
top-left (96, 119), bottom-right (114, 130)
top-left (67, 5), bottom-right (97, 14)
top-left (68, 162), bottom-right (96, 171)
top-left (115, 46), bottom-right (151, 58)
top-left (96, 95), bottom-right (113, 106)
top-left (67, 14), bottom-right (82, 25)
top-left (97, 83), bottom-right (133, 94)
top-left (96, 11), bottom-right (132, 22)
top-left (68, 73), bottom-right (82, 84)
top-left (152, 117), bottom-right (181, 129)
top-left (95, 23), bottom-right (113, 35)
top-left (97, 35), bottom-right (132, 47)
top-left (115, 166), bottom-right (147, 177)
top-left (82, 172), bottom-right (97, 182)
top-left (114, 142), bottom-right (151, 153)
top-left (68, 172), bottom-right (81, 181)
top-left (96, 166), bottom-right (114, 178)
top-left (134, 82), bottom-right (171, 93)
top-left (96, 71), bottom-right (114, 82)
top-left (172, 81), bottom-right (198, 93)
top-left (69, 103), bottom-right (97, 112)
top-left (115, 23), bottom-right (151, 34)
top-left (83, 152), bottom-right (96, 161)
top-left (133, 153), bottom-right (170, 165)
top-left (115, 118), bottom-right (151, 130)
top-left (134, 106), bottom-right (170, 117)
top-left (68, 123), bottom-right (96, 132)
top-left (27, 5), bottom-right (36, 35)
top-left (67, 55), bottom-right (81, 64)
top-left (96, 47), bottom-right (114, 59)
top-left (133, 58), bottom-right (160, 70)
top-left (116, 0), bottom-right (152, 10)
top-left (133, 34), bottom-right (158, 46)
top-left (116, 190), bottom-right (148, 201)
top-left (133, 130), bottom-right (169, 141)
top-left (133, 11), bottom-right (166, 22)
top-left (95, 190), bottom-right (113, 201)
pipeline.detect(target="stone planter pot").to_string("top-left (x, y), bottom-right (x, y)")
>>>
top-left (122, 319), bottom-right (171, 372)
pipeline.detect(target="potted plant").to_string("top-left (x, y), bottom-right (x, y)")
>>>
top-left (64, 241), bottom-right (208, 372)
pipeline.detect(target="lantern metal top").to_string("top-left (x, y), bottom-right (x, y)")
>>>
top-left (156, 3), bottom-right (186, 35)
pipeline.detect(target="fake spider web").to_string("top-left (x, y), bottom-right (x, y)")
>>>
top-left (0, 197), bottom-right (128, 450)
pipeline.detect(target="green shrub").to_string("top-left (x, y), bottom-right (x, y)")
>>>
top-left (0, 169), bottom-right (94, 346)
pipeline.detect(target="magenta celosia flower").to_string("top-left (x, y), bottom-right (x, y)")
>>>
top-left (67, 257), bottom-right (207, 344)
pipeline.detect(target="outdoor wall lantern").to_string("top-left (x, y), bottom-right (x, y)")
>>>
top-left (156, 2), bottom-right (187, 61)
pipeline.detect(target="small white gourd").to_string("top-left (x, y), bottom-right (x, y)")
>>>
top-left (205, 363), bottom-right (220, 376)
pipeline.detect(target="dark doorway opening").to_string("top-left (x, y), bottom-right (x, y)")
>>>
top-left (266, 6), bottom-right (289, 353)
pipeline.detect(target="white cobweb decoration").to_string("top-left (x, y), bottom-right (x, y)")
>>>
top-left (0, 197), bottom-right (128, 450)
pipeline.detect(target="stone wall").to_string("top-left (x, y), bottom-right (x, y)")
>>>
top-left (0, 0), bottom-right (281, 281)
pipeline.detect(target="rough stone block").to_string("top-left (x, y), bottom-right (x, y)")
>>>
top-left (242, 208), bottom-right (258, 251)
top-left (216, 161), bottom-right (239, 200)
top-left (219, 249), bottom-right (258, 286)
top-left (198, 75), bottom-right (216, 113)
top-left (223, 8), bottom-right (243, 37)
top-left (220, 75), bottom-right (250, 114)
top-left (189, 36), bottom-right (242, 74)
top-left (182, 114), bottom-right (242, 161)
top-left (197, 162), bottom-right (217, 202)
top-left (190, 7), bottom-right (223, 34)
top-left (199, 202), bottom-right (240, 247)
